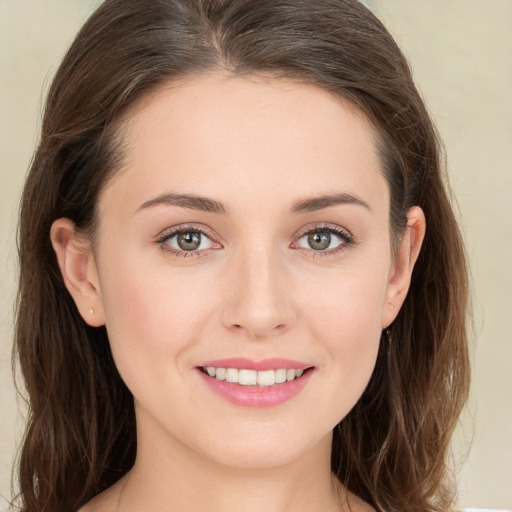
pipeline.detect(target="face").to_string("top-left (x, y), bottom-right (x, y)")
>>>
top-left (54, 73), bottom-right (422, 470)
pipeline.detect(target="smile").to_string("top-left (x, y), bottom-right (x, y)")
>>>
top-left (202, 367), bottom-right (305, 386)
top-left (196, 359), bottom-right (314, 407)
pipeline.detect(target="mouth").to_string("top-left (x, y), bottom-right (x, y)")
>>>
top-left (195, 358), bottom-right (315, 407)
top-left (198, 366), bottom-right (312, 387)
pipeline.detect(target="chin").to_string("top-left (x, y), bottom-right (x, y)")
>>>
top-left (193, 423), bottom-right (332, 470)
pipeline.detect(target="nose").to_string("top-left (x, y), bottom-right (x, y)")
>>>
top-left (221, 244), bottom-right (297, 339)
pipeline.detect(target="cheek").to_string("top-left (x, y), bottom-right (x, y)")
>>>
top-left (301, 262), bottom-right (388, 410)
top-left (97, 254), bottom-right (216, 377)
top-left (304, 259), bottom-right (389, 343)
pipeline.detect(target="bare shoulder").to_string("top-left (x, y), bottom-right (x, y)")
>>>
top-left (344, 491), bottom-right (376, 512)
top-left (77, 476), bottom-right (127, 512)
top-left (357, 501), bottom-right (376, 512)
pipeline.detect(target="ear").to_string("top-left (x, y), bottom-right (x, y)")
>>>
top-left (50, 218), bottom-right (105, 327)
top-left (381, 206), bottom-right (426, 329)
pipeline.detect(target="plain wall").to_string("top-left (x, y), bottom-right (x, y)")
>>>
top-left (1, 0), bottom-right (511, 509)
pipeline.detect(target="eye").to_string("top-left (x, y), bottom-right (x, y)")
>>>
top-left (294, 225), bottom-right (354, 254)
top-left (157, 226), bottom-right (220, 256)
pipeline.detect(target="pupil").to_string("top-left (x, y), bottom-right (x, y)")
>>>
top-left (308, 231), bottom-right (331, 250)
top-left (178, 232), bottom-right (201, 251)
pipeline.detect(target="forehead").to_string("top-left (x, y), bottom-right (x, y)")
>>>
top-left (100, 73), bottom-right (388, 215)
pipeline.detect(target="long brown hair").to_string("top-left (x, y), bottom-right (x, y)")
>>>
top-left (14, 1), bottom-right (470, 511)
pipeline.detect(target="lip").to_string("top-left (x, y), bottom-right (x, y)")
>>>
top-left (196, 357), bottom-right (311, 371)
top-left (195, 358), bottom-right (314, 408)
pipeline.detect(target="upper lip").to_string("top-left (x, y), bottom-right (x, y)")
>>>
top-left (196, 357), bottom-right (313, 371)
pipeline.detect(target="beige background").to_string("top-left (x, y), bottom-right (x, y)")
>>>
top-left (1, 0), bottom-right (511, 509)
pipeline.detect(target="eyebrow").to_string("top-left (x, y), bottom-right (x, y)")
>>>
top-left (290, 192), bottom-right (371, 214)
top-left (137, 191), bottom-right (371, 215)
top-left (137, 192), bottom-right (227, 215)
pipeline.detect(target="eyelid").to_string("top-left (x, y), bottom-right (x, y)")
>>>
top-left (156, 223), bottom-right (218, 242)
top-left (291, 223), bottom-right (356, 255)
top-left (294, 222), bottom-right (354, 239)
top-left (154, 222), bottom-right (355, 258)
top-left (155, 223), bottom-right (222, 257)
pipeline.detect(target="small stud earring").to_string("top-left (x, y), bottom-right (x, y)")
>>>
top-left (88, 308), bottom-right (94, 315)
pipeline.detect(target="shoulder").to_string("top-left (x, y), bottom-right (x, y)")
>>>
top-left (345, 491), bottom-right (376, 512)
top-left (77, 475), bottom-right (127, 512)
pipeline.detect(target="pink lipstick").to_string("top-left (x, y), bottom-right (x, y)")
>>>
top-left (195, 358), bottom-right (314, 408)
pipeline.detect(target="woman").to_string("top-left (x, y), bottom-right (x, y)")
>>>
top-left (14, 0), bottom-right (470, 511)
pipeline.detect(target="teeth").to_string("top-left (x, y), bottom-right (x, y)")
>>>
top-left (226, 368), bottom-right (238, 383)
top-left (275, 368), bottom-right (287, 384)
top-left (257, 370), bottom-right (275, 387)
top-left (239, 369), bottom-right (257, 385)
top-left (203, 367), bottom-right (307, 386)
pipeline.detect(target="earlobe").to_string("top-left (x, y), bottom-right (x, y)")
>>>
top-left (381, 206), bottom-right (426, 329)
top-left (50, 218), bottom-right (105, 327)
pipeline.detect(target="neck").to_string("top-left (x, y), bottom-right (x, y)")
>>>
top-left (117, 413), bottom-right (347, 512)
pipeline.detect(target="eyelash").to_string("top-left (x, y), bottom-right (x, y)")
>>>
top-left (156, 225), bottom-right (218, 258)
top-left (156, 223), bottom-right (355, 258)
top-left (293, 224), bottom-right (356, 256)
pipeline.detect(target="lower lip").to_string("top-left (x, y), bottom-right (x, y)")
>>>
top-left (197, 369), bottom-right (313, 408)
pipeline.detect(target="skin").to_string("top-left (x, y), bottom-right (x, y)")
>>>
top-left (51, 73), bottom-right (425, 512)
